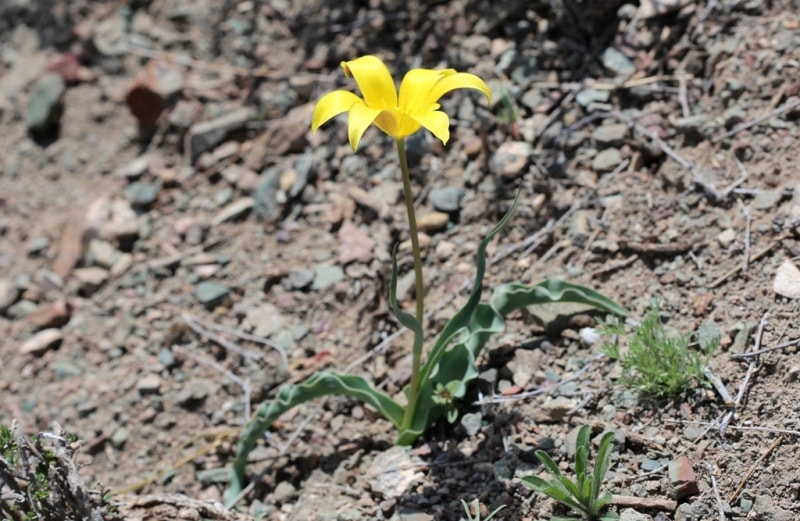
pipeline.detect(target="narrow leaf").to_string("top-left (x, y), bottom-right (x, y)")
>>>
top-left (490, 280), bottom-right (628, 319)
top-left (225, 371), bottom-right (404, 505)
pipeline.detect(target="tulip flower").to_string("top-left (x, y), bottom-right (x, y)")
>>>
top-left (311, 56), bottom-right (492, 431)
top-left (312, 55), bottom-right (491, 150)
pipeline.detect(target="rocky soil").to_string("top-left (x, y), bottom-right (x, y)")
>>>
top-left (2, 0), bottom-right (800, 520)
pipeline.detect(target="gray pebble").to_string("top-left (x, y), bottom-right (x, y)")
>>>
top-left (601, 47), bottom-right (636, 77)
top-left (194, 281), bottom-right (230, 307)
top-left (288, 268), bottom-right (314, 289)
top-left (312, 265), bottom-right (344, 291)
top-left (428, 187), bottom-right (464, 212)
top-left (110, 427), bottom-right (130, 449)
top-left (459, 412), bottom-right (483, 436)
top-left (592, 148), bottom-right (623, 172)
top-left (125, 182), bottom-right (160, 208)
top-left (25, 73), bottom-right (66, 134)
top-left (593, 123), bottom-right (629, 145)
top-left (576, 88), bottom-right (610, 107)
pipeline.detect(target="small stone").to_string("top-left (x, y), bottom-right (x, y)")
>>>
top-left (752, 189), bottom-right (783, 210)
top-left (428, 187), bottom-right (464, 212)
top-left (460, 412), bottom-right (483, 436)
top-left (211, 197), bottom-right (254, 225)
top-left (137, 373), bottom-right (162, 394)
top-left (126, 60), bottom-right (183, 126)
top-left (312, 265), bottom-right (344, 291)
top-left (273, 481), bottom-right (297, 504)
top-left (669, 455), bottom-right (699, 499)
top-left (110, 427), bottom-right (130, 449)
top-left (188, 107), bottom-right (256, 159)
top-left (592, 148), bottom-right (623, 172)
top-left (288, 268), bottom-right (314, 290)
top-left (618, 508), bottom-right (653, 521)
top-left (158, 348), bottom-right (176, 368)
top-left (20, 328), bottom-right (63, 355)
top-left (673, 115), bottom-right (708, 132)
top-left (175, 378), bottom-right (213, 408)
top-left (366, 446), bottom-right (424, 499)
top-left (0, 278), bottom-right (18, 314)
top-left (593, 123), bottom-right (629, 145)
top-left (723, 106), bottom-right (746, 128)
top-left (716, 228), bottom-right (736, 247)
top-left (87, 239), bottom-right (121, 269)
top-left (416, 212), bottom-right (450, 233)
top-left (490, 141), bottom-right (531, 179)
top-left (245, 304), bottom-right (289, 338)
top-left (194, 281), bottom-right (230, 308)
top-left (601, 47), bottom-right (636, 77)
top-left (26, 299), bottom-right (71, 330)
top-left (25, 73), bottom-right (66, 134)
top-left (72, 267), bottom-right (109, 296)
top-left (110, 253), bottom-right (134, 278)
top-left (682, 425), bottom-right (705, 441)
top-left (114, 155), bottom-right (151, 180)
top-left (507, 348), bottom-right (542, 388)
top-left (125, 182), bottom-right (160, 208)
top-left (25, 236), bottom-right (50, 256)
top-left (534, 396), bottom-right (577, 423)
top-left (576, 88), bottom-right (610, 107)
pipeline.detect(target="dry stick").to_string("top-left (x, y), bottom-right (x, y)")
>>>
top-left (610, 495), bottom-right (677, 511)
top-left (719, 313), bottom-right (768, 436)
top-left (663, 419), bottom-right (800, 437)
top-left (713, 96), bottom-right (800, 143)
top-left (739, 200), bottom-right (752, 272)
top-left (678, 71), bottom-right (691, 118)
top-left (709, 231), bottom-right (789, 288)
top-left (625, 113), bottom-right (749, 201)
top-left (183, 312), bottom-right (289, 368)
top-left (703, 461), bottom-right (727, 521)
top-left (730, 337), bottom-right (800, 359)
top-left (728, 435), bottom-right (784, 505)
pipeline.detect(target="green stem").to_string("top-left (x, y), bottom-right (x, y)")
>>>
top-left (396, 138), bottom-right (425, 430)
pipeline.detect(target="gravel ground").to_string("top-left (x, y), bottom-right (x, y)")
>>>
top-left (1, 1), bottom-right (800, 520)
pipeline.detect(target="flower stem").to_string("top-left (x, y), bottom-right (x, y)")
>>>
top-left (396, 138), bottom-right (425, 429)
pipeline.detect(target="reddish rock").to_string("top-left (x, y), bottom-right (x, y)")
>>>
top-left (47, 54), bottom-right (93, 83)
top-left (126, 60), bottom-right (184, 126)
top-left (669, 455), bottom-right (699, 499)
top-left (26, 299), bottom-right (72, 330)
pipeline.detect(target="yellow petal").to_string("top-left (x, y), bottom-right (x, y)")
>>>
top-left (375, 109), bottom-right (421, 139)
top-left (398, 68), bottom-right (450, 115)
top-left (426, 71), bottom-right (492, 107)
top-left (311, 90), bottom-right (362, 132)
top-left (412, 110), bottom-right (451, 145)
top-left (347, 100), bottom-right (381, 150)
top-left (341, 55), bottom-right (397, 110)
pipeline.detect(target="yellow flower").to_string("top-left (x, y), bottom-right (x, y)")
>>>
top-left (311, 55), bottom-right (491, 150)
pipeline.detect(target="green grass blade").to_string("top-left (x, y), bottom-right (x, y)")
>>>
top-left (490, 280), bottom-right (628, 319)
top-left (225, 371), bottom-right (404, 506)
top-left (591, 431), bottom-right (616, 511)
top-left (535, 449), bottom-right (565, 480)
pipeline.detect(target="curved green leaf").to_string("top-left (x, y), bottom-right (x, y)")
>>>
top-left (490, 280), bottom-right (628, 319)
top-left (225, 371), bottom-right (404, 506)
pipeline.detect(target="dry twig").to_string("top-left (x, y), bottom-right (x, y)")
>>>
top-left (703, 461), bottom-right (727, 521)
top-left (727, 436), bottom-right (784, 505)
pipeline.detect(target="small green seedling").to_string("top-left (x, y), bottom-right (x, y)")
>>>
top-left (522, 425), bottom-right (618, 521)
top-left (601, 302), bottom-right (718, 398)
top-left (460, 498), bottom-right (507, 521)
